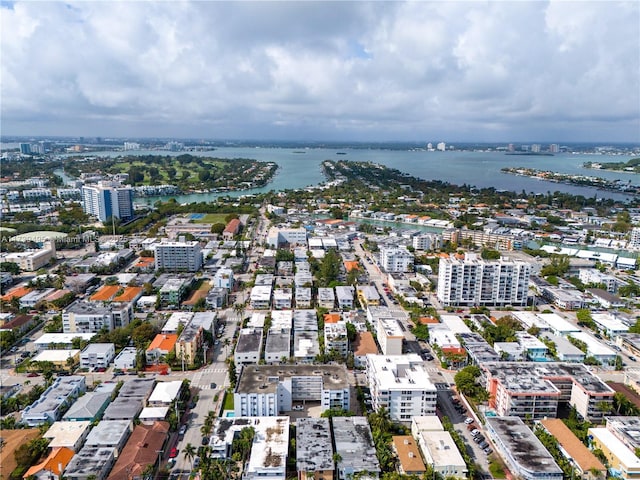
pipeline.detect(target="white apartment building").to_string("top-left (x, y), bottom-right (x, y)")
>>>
top-left (234, 365), bottom-right (350, 416)
top-left (335, 286), bottom-right (355, 309)
top-left (79, 343), bottom-right (115, 369)
top-left (379, 246), bottom-right (414, 273)
top-left (154, 240), bottom-right (202, 272)
top-left (213, 267), bottom-right (234, 289)
top-left (266, 227), bottom-right (308, 248)
top-left (376, 317), bottom-right (404, 355)
top-left (413, 233), bottom-right (441, 251)
top-left (250, 285), bottom-right (272, 309)
top-left (82, 182), bottom-right (133, 222)
top-left (317, 287), bottom-right (336, 309)
top-left (366, 354), bottom-right (437, 422)
top-left (437, 253), bottom-right (532, 307)
top-left (63, 301), bottom-right (132, 333)
top-left (578, 269), bottom-right (619, 293)
top-left (324, 322), bottom-right (348, 356)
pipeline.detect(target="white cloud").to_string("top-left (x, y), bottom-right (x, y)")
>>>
top-left (1, 0), bottom-right (638, 141)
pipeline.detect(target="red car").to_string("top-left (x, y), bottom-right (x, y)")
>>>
top-left (27, 372), bottom-right (39, 377)
top-left (169, 447), bottom-right (178, 458)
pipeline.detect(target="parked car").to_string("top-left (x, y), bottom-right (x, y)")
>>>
top-left (484, 447), bottom-right (493, 455)
top-left (479, 441), bottom-right (489, 449)
top-left (193, 457), bottom-right (200, 468)
top-left (292, 405), bottom-right (304, 411)
top-left (202, 437), bottom-right (209, 446)
top-left (178, 425), bottom-right (187, 436)
top-left (470, 429), bottom-right (480, 436)
top-left (169, 447), bottom-right (178, 458)
top-left (27, 372), bottom-right (39, 377)
top-left (464, 417), bottom-right (474, 424)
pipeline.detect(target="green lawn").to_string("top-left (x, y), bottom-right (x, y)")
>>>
top-left (192, 213), bottom-right (228, 224)
top-left (489, 458), bottom-right (507, 479)
top-left (223, 391), bottom-right (234, 410)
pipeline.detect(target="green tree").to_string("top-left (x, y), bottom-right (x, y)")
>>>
top-left (211, 223), bottom-right (226, 235)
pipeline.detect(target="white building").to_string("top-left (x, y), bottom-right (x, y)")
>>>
top-left (324, 322), bottom-right (349, 356)
top-left (234, 365), bottom-right (350, 416)
top-left (413, 233), bottom-right (441, 251)
top-left (213, 267), bottom-right (234, 289)
top-left (335, 286), bottom-right (355, 309)
top-left (366, 354), bottom-right (437, 422)
top-left (437, 253), bottom-right (532, 307)
top-left (244, 417), bottom-right (290, 480)
top-left (154, 241), bottom-right (202, 272)
top-left (82, 182), bottom-right (133, 222)
top-left (379, 246), bottom-right (414, 273)
top-left (22, 376), bottom-right (86, 426)
top-left (376, 317), bottom-right (404, 355)
top-left (63, 301), bottom-right (132, 333)
top-left (266, 227), bottom-right (307, 248)
top-left (79, 343), bottom-right (115, 370)
top-left (250, 285), bottom-right (272, 309)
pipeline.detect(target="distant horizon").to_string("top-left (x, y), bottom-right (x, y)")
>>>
top-left (2, 135), bottom-right (640, 148)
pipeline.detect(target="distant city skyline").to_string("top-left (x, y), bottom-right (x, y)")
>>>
top-left (1, 1), bottom-right (639, 143)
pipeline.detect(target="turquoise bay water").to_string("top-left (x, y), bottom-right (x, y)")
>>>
top-left (63, 147), bottom-right (638, 204)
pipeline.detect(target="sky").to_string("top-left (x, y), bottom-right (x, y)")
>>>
top-left (1, 1), bottom-right (639, 143)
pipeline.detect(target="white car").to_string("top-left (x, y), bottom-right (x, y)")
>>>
top-left (464, 417), bottom-right (474, 424)
top-left (292, 405), bottom-right (304, 411)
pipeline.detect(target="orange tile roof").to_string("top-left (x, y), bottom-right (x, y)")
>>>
top-left (392, 436), bottom-right (426, 474)
top-left (24, 447), bottom-right (75, 478)
top-left (419, 316), bottom-right (440, 324)
top-left (353, 332), bottom-right (378, 356)
top-left (134, 257), bottom-right (155, 267)
top-left (224, 218), bottom-right (241, 234)
top-left (147, 334), bottom-right (178, 352)
top-left (90, 285), bottom-right (120, 301)
top-left (114, 286), bottom-right (142, 302)
top-left (324, 313), bottom-right (341, 324)
top-left (1, 286), bottom-right (32, 301)
top-left (344, 261), bottom-right (360, 272)
top-left (539, 419), bottom-right (605, 474)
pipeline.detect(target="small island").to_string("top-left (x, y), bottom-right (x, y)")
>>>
top-left (501, 167), bottom-right (640, 195)
top-left (583, 157), bottom-right (640, 173)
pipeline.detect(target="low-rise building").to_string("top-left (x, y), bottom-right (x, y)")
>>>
top-left (43, 421), bottom-right (91, 452)
top-left (264, 328), bottom-right (291, 363)
top-left (366, 354), bottom-right (437, 422)
top-left (273, 288), bottom-right (293, 310)
top-left (539, 419), bottom-right (606, 480)
top-left (148, 380), bottom-right (183, 406)
top-left (324, 322), bottom-right (348, 356)
top-left (106, 421), bottom-right (169, 480)
top-left (63, 391), bottom-right (111, 422)
top-left (79, 343), bottom-right (115, 370)
top-left (335, 286), bottom-right (355, 309)
top-left (244, 417), bottom-right (289, 480)
top-left (317, 288), bottom-right (335, 309)
top-left (482, 362), bottom-right (614, 422)
top-left (296, 418), bottom-right (334, 480)
top-left (234, 365), bottom-right (349, 416)
top-left (113, 347), bottom-right (137, 371)
top-left (332, 416), bottom-right (381, 480)
top-left (589, 426), bottom-right (640, 480)
top-left (146, 333), bottom-right (177, 364)
top-left (250, 285), bottom-right (272, 309)
top-left (414, 429), bottom-right (466, 479)
top-left (486, 417), bottom-right (562, 480)
top-left (353, 331), bottom-right (378, 368)
top-left (83, 420), bottom-right (132, 457)
top-left (392, 436), bottom-right (427, 476)
top-left (22, 376), bottom-right (86, 426)
top-left (24, 447), bottom-right (75, 480)
top-left (375, 317), bottom-right (404, 355)
top-left (63, 447), bottom-right (115, 480)
top-left (295, 287), bottom-right (312, 309)
top-left (235, 328), bottom-right (264, 366)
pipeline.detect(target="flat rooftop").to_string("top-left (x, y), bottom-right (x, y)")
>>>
top-left (487, 416), bottom-right (562, 475)
top-left (482, 362), bottom-right (614, 395)
top-left (236, 364), bottom-right (349, 394)
top-left (296, 418), bottom-right (334, 473)
top-left (332, 416), bottom-right (381, 474)
top-left (236, 328), bottom-right (263, 353)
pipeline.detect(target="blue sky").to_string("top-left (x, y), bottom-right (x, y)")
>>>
top-left (1, 1), bottom-right (639, 142)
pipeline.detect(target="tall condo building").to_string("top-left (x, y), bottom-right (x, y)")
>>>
top-left (81, 182), bottom-right (133, 222)
top-left (437, 253), bottom-right (532, 307)
top-left (154, 240), bottom-right (202, 272)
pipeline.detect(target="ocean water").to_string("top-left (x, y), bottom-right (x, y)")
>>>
top-left (61, 147), bottom-right (638, 204)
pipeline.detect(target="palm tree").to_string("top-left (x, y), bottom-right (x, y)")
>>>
top-left (183, 443), bottom-right (196, 470)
